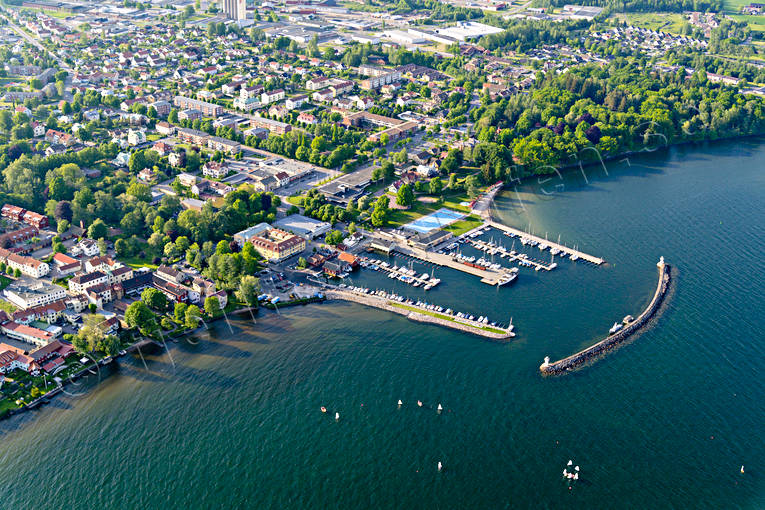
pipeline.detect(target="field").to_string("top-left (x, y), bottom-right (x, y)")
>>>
top-left (387, 192), bottom-right (472, 229)
top-left (609, 12), bottom-right (687, 33)
top-left (729, 14), bottom-right (765, 31)
top-left (724, 0), bottom-right (753, 13)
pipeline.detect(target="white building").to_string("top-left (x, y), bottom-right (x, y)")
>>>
top-left (261, 89), bottom-right (285, 105)
top-left (127, 129), bottom-right (146, 146)
top-left (3, 279), bottom-right (67, 309)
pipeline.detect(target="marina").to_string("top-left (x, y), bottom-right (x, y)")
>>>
top-left (357, 257), bottom-right (442, 290)
top-left (486, 221), bottom-right (605, 265)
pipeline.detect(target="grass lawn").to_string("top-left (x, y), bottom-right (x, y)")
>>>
top-left (120, 255), bottom-right (159, 270)
top-left (609, 12), bottom-right (688, 33)
top-left (0, 275), bottom-right (11, 291)
top-left (443, 215), bottom-right (483, 236)
top-left (0, 299), bottom-right (18, 314)
top-left (388, 302), bottom-right (506, 335)
top-left (387, 191), bottom-right (472, 229)
top-left (729, 14), bottom-right (765, 30)
top-left (725, 0), bottom-right (754, 13)
top-left (287, 195), bottom-right (304, 207)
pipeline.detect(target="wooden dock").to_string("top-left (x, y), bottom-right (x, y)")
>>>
top-left (486, 221), bottom-right (605, 265)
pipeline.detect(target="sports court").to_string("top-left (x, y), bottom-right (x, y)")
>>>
top-left (403, 208), bottom-right (465, 234)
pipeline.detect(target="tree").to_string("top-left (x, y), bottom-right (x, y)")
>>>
top-left (141, 287), bottom-right (168, 311)
top-left (429, 177), bottom-right (443, 195)
top-left (174, 302), bottom-right (188, 322)
top-left (325, 230), bottom-right (344, 245)
top-left (184, 304), bottom-right (201, 329)
top-left (297, 257), bottom-right (307, 269)
top-left (57, 220), bottom-right (70, 234)
top-left (98, 238), bottom-right (107, 256)
top-left (99, 335), bottom-right (120, 356)
top-left (396, 183), bottom-right (415, 207)
top-left (381, 160), bottom-right (395, 181)
top-left (236, 275), bottom-right (260, 307)
top-left (88, 219), bottom-right (108, 240)
top-left (115, 238), bottom-right (130, 257)
top-left (76, 313), bottom-right (108, 352)
top-left (204, 296), bottom-right (221, 318)
top-left (125, 301), bottom-right (157, 335)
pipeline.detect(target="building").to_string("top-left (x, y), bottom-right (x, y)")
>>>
top-left (261, 89), bottom-right (285, 105)
top-left (1, 204), bottom-right (49, 229)
top-left (360, 71), bottom-right (401, 90)
top-left (221, 0), bottom-right (246, 20)
top-left (127, 129), bottom-right (146, 146)
top-left (233, 223), bottom-right (271, 247)
top-left (1, 321), bottom-right (55, 347)
top-left (250, 117), bottom-right (291, 135)
top-left (173, 96), bottom-right (224, 118)
top-left (13, 299), bottom-right (66, 324)
top-left (203, 161), bottom-right (229, 179)
top-left (249, 228), bottom-right (306, 262)
top-left (68, 271), bottom-right (108, 294)
top-left (0, 248), bottom-right (49, 278)
top-left (273, 215), bottom-right (331, 240)
top-left (207, 136), bottom-right (241, 154)
top-left (156, 121), bottom-right (175, 136)
top-left (3, 279), bottom-right (66, 309)
top-left (176, 127), bottom-right (210, 146)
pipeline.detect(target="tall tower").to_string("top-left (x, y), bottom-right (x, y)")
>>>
top-left (221, 0), bottom-right (246, 20)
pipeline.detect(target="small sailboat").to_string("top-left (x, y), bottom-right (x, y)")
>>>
top-left (417, 401), bottom-right (423, 407)
top-left (567, 460), bottom-right (573, 466)
top-left (573, 473), bottom-right (579, 480)
top-left (575, 465), bottom-right (579, 472)
top-left (563, 469), bottom-right (568, 477)
top-left (741, 465), bottom-right (745, 474)
top-left (398, 400), bottom-right (403, 406)
top-left (335, 412), bottom-right (340, 420)
top-left (437, 462), bottom-right (443, 471)
top-left (321, 407), bottom-right (327, 413)
top-left (437, 404), bottom-right (443, 412)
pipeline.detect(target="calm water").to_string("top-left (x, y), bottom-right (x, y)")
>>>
top-left (1, 139), bottom-right (763, 509)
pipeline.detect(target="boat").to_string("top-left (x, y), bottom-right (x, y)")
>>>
top-left (575, 466), bottom-right (579, 472)
top-left (438, 462), bottom-right (443, 471)
top-left (417, 401), bottom-right (423, 407)
top-left (573, 473), bottom-right (579, 480)
top-left (335, 412), bottom-right (340, 420)
top-left (398, 400), bottom-right (403, 406)
top-left (741, 465), bottom-right (745, 474)
top-left (321, 407), bottom-right (327, 413)
top-left (563, 469), bottom-right (568, 477)
top-left (119, 350), bottom-right (126, 356)
top-left (567, 460), bottom-right (573, 466)
top-left (609, 322), bottom-right (623, 335)
top-left (437, 404), bottom-right (443, 411)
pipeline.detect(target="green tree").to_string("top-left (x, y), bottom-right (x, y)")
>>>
top-left (88, 219), bottom-right (108, 240)
top-left (174, 302), bottom-right (188, 322)
top-left (396, 183), bottom-right (415, 207)
top-left (141, 287), bottom-right (168, 311)
top-left (125, 301), bottom-right (157, 335)
top-left (184, 304), bottom-right (201, 329)
top-left (204, 296), bottom-right (221, 318)
top-left (236, 275), bottom-right (260, 307)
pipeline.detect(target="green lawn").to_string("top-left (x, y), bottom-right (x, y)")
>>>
top-left (443, 215), bottom-right (483, 236)
top-left (0, 298), bottom-right (17, 314)
top-left (725, 0), bottom-right (754, 13)
top-left (120, 255), bottom-right (159, 270)
top-left (389, 302), bottom-right (506, 335)
top-left (729, 13), bottom-right (765, 30)
top-left (387, 191), bottom-right (472, 229)
top-left (0, 275), bottom-right (11, 291)
top-left (609, 12), bottom-right (687, 33)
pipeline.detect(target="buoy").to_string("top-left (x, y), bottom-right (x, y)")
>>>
top-left (741, 465), bottom-right (745, 474)
top-left (567, 460), bottom-right (573, 466)
top-left (321, 407), bottom-right (327, 413)
top-left (335, 412), bottom-right (340, 420)
top-left (437, 404), bottom-right (443, 411)
top-left (437, 461), bottom-right (442, 471)
top-left (398, 400), bottom-right (403, 406)
top-left (417, 400), bottom-right (423, 407)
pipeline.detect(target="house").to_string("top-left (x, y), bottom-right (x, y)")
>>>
top-left (152, 275), bottom-right (188, 303)
top-left (156, 121), bottom-right (175, 136)
top-left (306, 77), bottom-right (330, 90)
top-left (338, 251), bottom-right (359, 269)
top-left (1, 321), bottom-right (55, 348)
top-left (127, 129), bottom-right (146, 146)
top-left (250, 117), bottom-right (291, 135)
top-left (45, 129), bottom-right (75, 146)
top-left (0, 344), bottom-right (39, 374)
top-left (203, 161), bottom-right (228, 179)
top-left (52, 253), bottom-right (80, 275)
top-left (70, 238), bottom-right (99, 257)
top-left (12, 299), bottom-right (66, 325)
top-left (68, 271), bottom-right (108, 294)
top-left (323, 261), bottom-right (346, 277)
top-left (297, 112), bottom-right (317, 125)
top-left (249, 228), bottom-right (306, 262)
top-left (207, 136), bottom-right (241, 154)
top-left (177, 173), bottom-right (198, 187)
top-left (233, 223), bottom-right (271, 247)
top-left (137, 168), bottom-right (156, 183)
top-left (152, 141), bottom-right (172, 156)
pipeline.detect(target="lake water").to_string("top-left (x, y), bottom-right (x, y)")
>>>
top-left (0, 139), bottom-right (763, 509)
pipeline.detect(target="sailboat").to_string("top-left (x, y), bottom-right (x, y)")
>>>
top-left (437, 404), bottom-right (443, 411)
top-left (335, 412), bottom-right (340, 420)
top-left (398, 400), bottom-right (403, 406)
top-left (741, 465), bottom-right (745, 474)
top-left (437, 462), bottom-right (443, 471)
top-left (417, 400), bottom-right (423, 407)
top-left (567, 460), bottom-right (573, 466)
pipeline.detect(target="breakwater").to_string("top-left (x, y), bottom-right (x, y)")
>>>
top-left (324, 289), bottom-right (515, 340)
top-left (540, 257), bottom-right (671, 375)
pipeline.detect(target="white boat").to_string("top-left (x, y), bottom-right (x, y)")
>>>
top-left (437, 404), bottom-right (443, 411)
top-left (741, 465), bottom-right (745, 474)
top-left (573, 473), bottom-right (579, 480)
top-left (335, 412), bottom-right (340, 420)
top-left (563, 469), bottom-right (568, 477)
top-left (438, 462), bottom-right (443, 471)
top-left (398, 400), bottom-right (403, 406)
top-left (417, 400), bottom-right (423, 407)
top-left (567, 460), bottom-right (573, 466)
top-left (575, 466), bottom-right (579, 472)
top-left (609, 322), bottom-right (623, 334)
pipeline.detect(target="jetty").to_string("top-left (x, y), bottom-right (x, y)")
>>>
top-left (540, 257), bottom-right (671, 375)
top-left (393, 243), bottom-right (515, 286)
top-left (324, 287), bottom-right (515, 340)
top-left (486, 221), bottom-right (605, 265)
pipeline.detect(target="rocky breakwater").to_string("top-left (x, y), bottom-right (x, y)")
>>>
top-left (540, 257), bottom-right (672, 375)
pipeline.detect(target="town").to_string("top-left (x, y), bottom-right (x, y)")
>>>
top-left (0, 0), bottom-right (763, 416)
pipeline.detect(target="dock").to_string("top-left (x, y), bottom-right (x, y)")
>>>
top-left (467, 239), bottom-right (557, 272)
top-left (540, 257), bottom-right (671, 375)
top-left (486, 221), bottom-right (605, 265)
top-left (358, 256), bottom-right (442, 290)
top-left (393, 243), bottom-right (515, 286)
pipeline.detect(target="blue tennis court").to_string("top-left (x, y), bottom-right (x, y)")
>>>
top-left (404, 208), bottom-right (466, 233)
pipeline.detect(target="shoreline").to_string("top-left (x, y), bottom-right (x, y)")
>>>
top-left (539, 258), bottom-right (672, 375)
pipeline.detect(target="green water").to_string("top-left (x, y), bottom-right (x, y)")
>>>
top-left (0, 139), bottom-right (763, 509)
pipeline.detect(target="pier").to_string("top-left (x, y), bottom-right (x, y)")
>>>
top-left (486, 221), bottom-right (605, 265)
top-left (325, 287), bottom-right (516, 340)
top-left (393, 243), bottom-right (515, 286)
top-left (358, 256), bottom-right (442, 290)
top-left (467, 239), bottom-right (557, 272)
top-left (540, 257), bottom-right (671, 375)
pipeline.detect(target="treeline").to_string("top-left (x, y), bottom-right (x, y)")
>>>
top-left (480, 19), bottom-right (590, 52)
top-left (465, 58), bottom-right (765, 179)
top-left (532, 0), bottom-right (722, 13)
